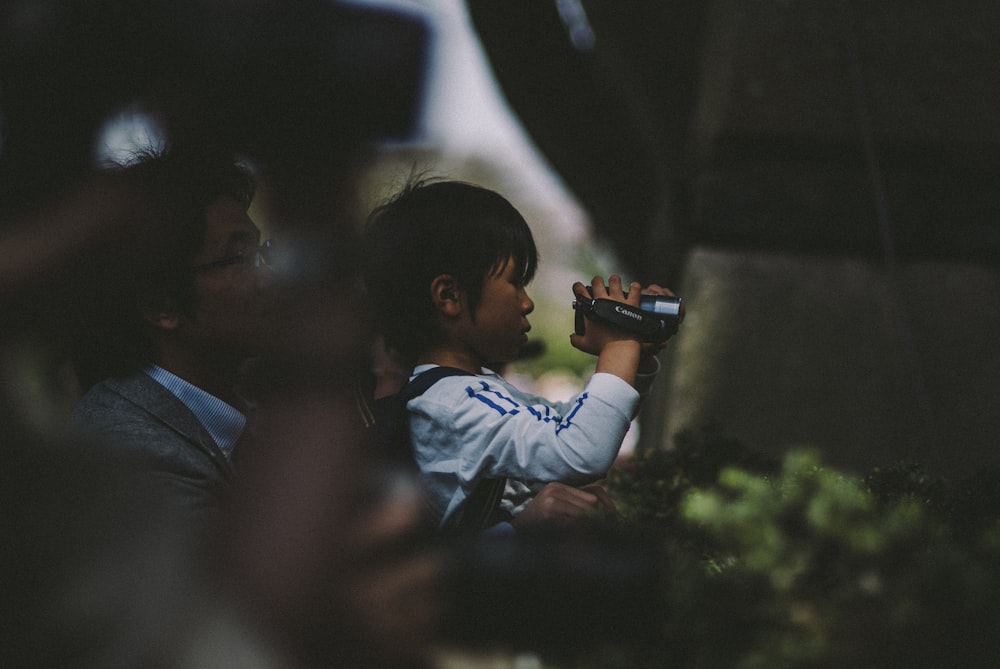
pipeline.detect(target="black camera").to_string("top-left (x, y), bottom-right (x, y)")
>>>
top-left (573, 287), bottom-right (683, 343)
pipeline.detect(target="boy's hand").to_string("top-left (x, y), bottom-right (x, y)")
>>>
top-left (569, 274), bottom-right (643, 356)
top-left (635, 283), bottom-right (680, 368)
top-left (511, 482), bottom-right (617, 531)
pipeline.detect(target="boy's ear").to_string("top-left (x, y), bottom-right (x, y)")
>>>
top-left (142, 294), bottom-right (182, 331)
top-left (429, 274), bottom-right (464, 317)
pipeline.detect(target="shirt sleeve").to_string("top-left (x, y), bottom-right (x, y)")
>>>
top-left (409, 372), bottom-right (639, 492)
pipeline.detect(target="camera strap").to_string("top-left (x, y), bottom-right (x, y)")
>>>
top-left (573, 296), bottom-right (667, 339)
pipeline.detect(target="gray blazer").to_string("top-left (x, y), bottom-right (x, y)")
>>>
top-left (69, 372), bottom-right (235, 524)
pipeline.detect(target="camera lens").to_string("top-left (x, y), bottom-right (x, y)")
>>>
top-left (638, 295), bottom-right (683, 320)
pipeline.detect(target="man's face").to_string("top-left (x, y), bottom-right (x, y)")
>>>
top-left (183, 196), bottom-right (274, 363)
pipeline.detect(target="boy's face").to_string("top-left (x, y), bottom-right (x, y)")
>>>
top-left (462, 257), bottom-right (535, 366)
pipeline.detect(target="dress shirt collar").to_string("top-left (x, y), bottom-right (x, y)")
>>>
top-left (142, 364), bottom-right (247, 460)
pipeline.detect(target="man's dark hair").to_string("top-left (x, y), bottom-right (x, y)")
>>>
top-left (363, 179), bottom-right (538, 365)
top-left (115, 149), bottom-right (255, 313)
top-left (73, 148), bottom-right (256, 386)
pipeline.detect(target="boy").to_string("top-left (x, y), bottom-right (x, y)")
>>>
top-left (363, 179), bottom-right (673, 531)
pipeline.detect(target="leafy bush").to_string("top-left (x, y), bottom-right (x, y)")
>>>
top-left (585, 427), bottom-right (1000, 668)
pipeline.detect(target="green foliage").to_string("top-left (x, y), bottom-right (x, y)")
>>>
top-left (589, 428), bottom-right (1000, 668)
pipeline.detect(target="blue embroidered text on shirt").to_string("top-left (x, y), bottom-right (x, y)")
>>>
top-left (527, 404), bottom-right (560, 423)
top-left (466, 383), bottom-right (519, 416)
top-left (555, 392), bottom-right (588, 434)
top-left (465, 382), bottom-right (575, 427)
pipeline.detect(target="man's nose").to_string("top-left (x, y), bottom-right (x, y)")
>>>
top-left (254, 261), bottom-right (277, 291)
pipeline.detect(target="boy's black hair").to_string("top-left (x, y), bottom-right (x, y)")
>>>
top-left (363, 179), bottom-right (539, 364)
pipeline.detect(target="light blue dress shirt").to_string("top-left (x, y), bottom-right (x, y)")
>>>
top-left (143, 365), bottom-right (247, 460)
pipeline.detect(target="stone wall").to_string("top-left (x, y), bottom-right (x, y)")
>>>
top-left (646, 246), bottom-right (1000, 479)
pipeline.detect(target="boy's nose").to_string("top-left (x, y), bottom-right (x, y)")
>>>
top-left (522, 290), bottom-right (534, 314)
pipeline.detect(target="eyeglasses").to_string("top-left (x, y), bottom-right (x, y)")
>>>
top-left (194, 240), bottom-right (273, 272)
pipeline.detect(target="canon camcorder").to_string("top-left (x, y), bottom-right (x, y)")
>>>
top-left (573, 286), bottom-right (683, 343)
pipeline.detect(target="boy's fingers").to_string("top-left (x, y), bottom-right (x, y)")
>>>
top-left (590, 275), bottom-right (609, 298)
top-left (544, 482), bottom-right (616, 513)
top-left (627, 281), bottom-right (641, 305)
top-left (605, 274), bottom-right (623, 297)
top-left (535, 483), bottom-right (592, 513)
top-left (580, 484), bottom-right (617, 512)
top-left (643, 283), bottom-right (674, 297)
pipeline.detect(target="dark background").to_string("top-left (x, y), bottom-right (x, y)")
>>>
top-left (467, 0), bottom-right (1000, 478)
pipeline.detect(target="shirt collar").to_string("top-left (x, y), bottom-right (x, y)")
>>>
top-left (142, 364), bottom-right (247, 460)
top-left (410, 364), bottom-right (494, 380)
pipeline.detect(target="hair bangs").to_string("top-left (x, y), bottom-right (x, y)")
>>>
top-left (485, 212), bottom-right (538, 286)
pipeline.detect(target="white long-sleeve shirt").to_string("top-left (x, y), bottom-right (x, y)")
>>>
top-left (407, 364), bottom-right (655, 526)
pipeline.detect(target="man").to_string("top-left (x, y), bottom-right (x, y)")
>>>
top-left (68, 149), bottom-right (274, 527)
